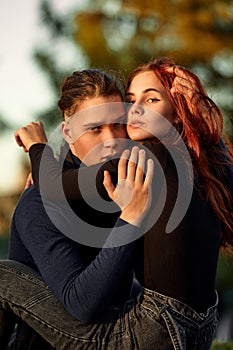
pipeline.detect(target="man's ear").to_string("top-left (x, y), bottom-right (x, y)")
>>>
top-left (61, 121), bottom-right (73, 144)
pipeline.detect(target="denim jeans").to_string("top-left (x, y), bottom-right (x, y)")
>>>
top-left (0, 260), bottom-right (218, 349)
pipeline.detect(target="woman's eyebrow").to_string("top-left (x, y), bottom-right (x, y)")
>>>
top-left (144, 88), bottom-right (160, 93)
top-left (126, 88), bottom-right (160, 96)
top-left (125, 92), bottom-right (134, 97)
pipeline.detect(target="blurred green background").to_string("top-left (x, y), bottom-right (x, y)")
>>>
top-left (0, 0), bottom-right (233, 345)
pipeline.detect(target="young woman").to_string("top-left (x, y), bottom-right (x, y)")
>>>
top-left (2, 58), bottom-right (233, 349)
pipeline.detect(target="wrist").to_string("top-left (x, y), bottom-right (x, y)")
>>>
top-left (28, 141), bottom-right (47, 151)
top-left (119, 210), bottom-right (143, 227)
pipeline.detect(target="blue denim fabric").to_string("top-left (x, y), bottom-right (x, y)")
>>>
top-left (0, 260), bottom-right (218, 349)
top-left (141, 288), bottom-right (219, 350)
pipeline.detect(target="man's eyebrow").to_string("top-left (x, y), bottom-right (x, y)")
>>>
top-left (126, 88), bottom-right (160, 96)
top-left (82, 121), bottom-right (103, 127)
top-left (117, 113), bottom-right (127, 120)
top-left (82, 114), bottom-right (126, 127)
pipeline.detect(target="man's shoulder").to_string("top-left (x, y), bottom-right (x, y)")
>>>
top-left (12, 185), bottom-right (49, 233)
top-left (15, 185), bottom-right (44, 214)
top-left (19, 185), bottom-right (42, 202)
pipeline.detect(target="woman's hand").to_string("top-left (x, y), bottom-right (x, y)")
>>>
top-left (166, 66), bottom-right (208, 115)
top-left (14, 121), bottom-right (47, 152)
top-left (103, 146), bottom-right (154, 226)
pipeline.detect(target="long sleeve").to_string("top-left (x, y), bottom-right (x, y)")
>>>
top-left (12, 186), bottom-right (139, 322)
top-left (29, 143), bottom-right (118, 202)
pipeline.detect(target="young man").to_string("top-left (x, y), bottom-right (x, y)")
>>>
top-left (1, 69), bottom-right (153, 349)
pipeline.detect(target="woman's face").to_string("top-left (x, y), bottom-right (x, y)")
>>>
top-left (125, 71), bottom-right (175, 142)
top-left (62, 95), bottom-right (128, 165)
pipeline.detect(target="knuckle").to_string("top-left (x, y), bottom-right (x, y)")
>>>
top-left (128, 161), bottom-right (136, 169)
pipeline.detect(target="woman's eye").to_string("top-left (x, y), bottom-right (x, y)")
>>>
top-left (147, 98), bottom-right (159, 103)
top-left (126, 100), bottom-right (135, 104)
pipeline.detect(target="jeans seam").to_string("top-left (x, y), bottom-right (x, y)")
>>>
top-left (5, 298), bottom-right (126, 343)
top-left (1, 288), bottom-right (127, 344)
top-left (22, 290), bottom-right (54, 309)
top-left (0, 263), bottom-right (45, 287)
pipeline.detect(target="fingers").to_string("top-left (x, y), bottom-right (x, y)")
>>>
top-left (14, 131), bottom-right (24, 147)
top-left (170, 77), bottom-right (194, 98)
top-left (118, 146), bottom-right (140, 183)
top-left (106, 146), bottom-right (154, 225)
top-left (134, 149), bottom-right (146, 184)
top-left (166, 66), bottom-right (198, 96)
top-left (118, 149), bottom-right (130, 180)
top-left (14, 129), bottom-right (28, 152)
top-left (117, 148), bottom-right (154, 225)
top-left (14, 121), bottom-right (47, 152)
top-left (127, 146), bottom-right (139, 183)
top-left (103, 170), bottom-right (115, 200)
top-left (24, 173), bottom-right (34, 189)
top-left (118, 146), bottom-right (153, 187)
top-left (144, 158), bottom-right (154, 187)
top-left (166, 65), bottom-right (189, 78)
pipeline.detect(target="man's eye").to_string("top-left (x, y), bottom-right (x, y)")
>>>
top-left (126, 100), bottom-right (135, 104)
top-left (113, 122), bottom-right (124, 128)
top-left (90, 126), bottom-right (101, 132)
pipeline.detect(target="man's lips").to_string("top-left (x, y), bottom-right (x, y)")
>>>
top-left (101, 152), bottom-right (119, 161)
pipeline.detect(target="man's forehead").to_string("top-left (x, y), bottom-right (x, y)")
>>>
top-left (72, 102), bottom-right (126, 125)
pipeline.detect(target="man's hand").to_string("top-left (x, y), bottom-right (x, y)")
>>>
top-left (24, 173), bottom-right (34, 189)
top-left (103, 146), bottom-right (154, 226)
top-left (14, 121), bottom-right (47, 152)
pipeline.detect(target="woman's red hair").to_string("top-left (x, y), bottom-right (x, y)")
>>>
top-left (127, 57), bottom-right (233, 252)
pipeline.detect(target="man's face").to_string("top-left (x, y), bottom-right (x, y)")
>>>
top-left (62, 95), bottom-right (128, 165)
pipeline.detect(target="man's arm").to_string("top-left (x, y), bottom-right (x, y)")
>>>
top-left (11, 187), bottom-right (138, 323)
top-left (29, 143), bottom-right (119, 202)
top-left (11, 147), bottom-right (153, 322)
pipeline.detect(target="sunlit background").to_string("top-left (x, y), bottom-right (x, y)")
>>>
top-left (0, 0), bottom-right (233, 346)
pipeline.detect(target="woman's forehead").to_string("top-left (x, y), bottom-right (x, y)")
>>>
top-left (128, 71), bottom-right (163, 92)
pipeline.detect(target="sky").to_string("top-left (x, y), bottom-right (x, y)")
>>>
top-left (0, 0), bottom-right (81, 194)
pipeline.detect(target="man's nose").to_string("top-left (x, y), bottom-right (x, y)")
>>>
top-left (102, 128), bottom-right (118, 147)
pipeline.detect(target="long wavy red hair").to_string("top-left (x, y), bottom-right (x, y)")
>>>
top-left (126, 57), bottom-right (233, 251)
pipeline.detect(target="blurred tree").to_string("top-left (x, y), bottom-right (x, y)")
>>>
top-left (75, 0), bottom-right (233, 68)
top-left (0, 115), bottom-right (10, 134)
top-left (34, 0), bottom-right (233, 139)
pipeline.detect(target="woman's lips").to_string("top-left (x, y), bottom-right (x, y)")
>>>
top-left (128, 120), bottom-right (144, 128)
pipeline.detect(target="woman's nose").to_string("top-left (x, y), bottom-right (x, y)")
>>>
top-left (128, 104), bottom-right (144, 117)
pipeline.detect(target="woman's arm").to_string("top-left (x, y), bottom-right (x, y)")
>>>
top-left (15, 122), bottom-right (119, 202)
top-left (29, 143), bottom-right (118, 202)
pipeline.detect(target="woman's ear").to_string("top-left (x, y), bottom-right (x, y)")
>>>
top-left (172, 111), bottom-right (179, 124)
top-left (61, 121), bottom-right (73, 144)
